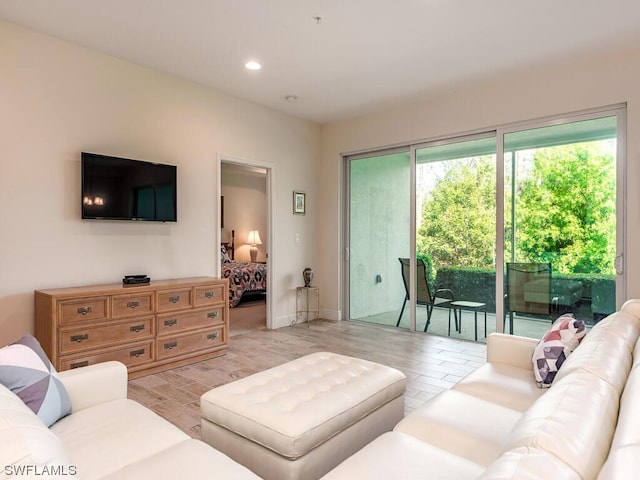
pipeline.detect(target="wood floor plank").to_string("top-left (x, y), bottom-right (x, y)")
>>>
top-left (129, 319), bottom-right (487, 439)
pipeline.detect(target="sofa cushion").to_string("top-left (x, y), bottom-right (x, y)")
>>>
top-left (598, 445), bottom-right (640, 480)
top-left (100, 439), bottom-right (261, 480)
top-left (453, 363), bottom-right (545, 412)
top-left (599, 354), bottom-right (640, 478)
top-left (554, 310), bottom-right (640, 390)
top-left (633, 339), bottom-right (640, 369)
top-left (51, 398), bottom-right (190, 479)
top-left (479, 446), bottom-right (581, 480)
top-left (0, 333), bottom-right (71, 426)
top-left (0, 383), bottom-right (71, 469)
top-left (320, 431), bottom-right (484, 480)
top-left (394, 389), bottom-right (521, 466)
top-left (503, 369), bottom-right (618, 480)
top-left (532, 315), bottom-right (586, 388)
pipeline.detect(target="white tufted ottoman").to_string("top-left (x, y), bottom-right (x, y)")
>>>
top-left (200, 352), bottom-right (407, 480)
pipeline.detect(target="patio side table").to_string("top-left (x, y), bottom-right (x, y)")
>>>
top-left (449, 300), bottom-right (487, 341)
top-left (296, 286), bottom-right (319, 327)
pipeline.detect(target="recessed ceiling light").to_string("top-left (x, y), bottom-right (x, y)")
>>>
top-left (245, 61), bottom-right (262, 71)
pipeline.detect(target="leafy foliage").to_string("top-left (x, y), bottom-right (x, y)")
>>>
top-left (417, 142), bottom-right (615, 275)
top-left (515, 143), bottom-right (615, 274)
top-left (417, 157), bottom-right (496, 269)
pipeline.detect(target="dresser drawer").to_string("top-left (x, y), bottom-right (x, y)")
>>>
top-left (58, 316), bottom-right (154, 355)
top-left (60, 341), bottom-right (153, 371)
top-left (156, 326), bottom-right (225, 361)
top-left (156, 288), bottom-right (192, 312)
top-left (58, 297), bottom-right (109, 326)
top-left (157, 306), bottom-right (224, 336)
top-left (112, 292), bottom-right (154, 319)
top-left (194, 284), bottom-right (225, 307)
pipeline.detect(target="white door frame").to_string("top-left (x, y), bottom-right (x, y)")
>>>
top-left (216, 153), bottom-right (275, 329)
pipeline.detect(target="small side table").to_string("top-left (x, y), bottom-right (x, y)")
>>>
top-left (449, 300), bottom-right (487, 341)
top-left (296, 286), bottom-right (319, 327)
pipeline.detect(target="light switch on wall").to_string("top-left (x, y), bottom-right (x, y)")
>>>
top-left (295, 233), bottom-right (300, 243)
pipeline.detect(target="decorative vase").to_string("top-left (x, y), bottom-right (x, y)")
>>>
top-left (303, 267), bottom-right (314, 287)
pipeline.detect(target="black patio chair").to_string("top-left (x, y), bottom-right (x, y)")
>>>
top-left (396, 258), bottom-right (455, 332)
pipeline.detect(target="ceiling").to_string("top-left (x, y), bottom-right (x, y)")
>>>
top-left (1, 0), bottom-right (639, 124)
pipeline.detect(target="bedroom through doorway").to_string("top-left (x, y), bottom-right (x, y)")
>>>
top-left (219, 159), bottom-right (271, 336)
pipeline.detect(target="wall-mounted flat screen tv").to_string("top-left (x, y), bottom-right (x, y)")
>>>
top-left (81, 152), bottom-right (177, 222)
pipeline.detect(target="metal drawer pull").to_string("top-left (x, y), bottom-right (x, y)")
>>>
top-left (130, 324), bottom-right (145, 333)
top-left (207, 312), bottom-right (219, 319)
top-left (207, 332), bottom-right (219, 341)
top-left (77, 306), bottom-right (92, 315)
top-left (70, 333), bottom-right (89, 343)
top-left (169, 295), bottom-right (180, 304)
top-left (164, 341), bottom-right (178, 350)
top-left (130, 348), bottom-right (145, 358)
top-left (127, 301), bottom-right (140, 309)
top-left (205, 291), bottom-right (214, 298)
top-left (164, 319), bottom-right (178, 327)
top-left (71, 361), bottom-right (89, 369)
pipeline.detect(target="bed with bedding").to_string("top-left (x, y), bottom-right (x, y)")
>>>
top-left (221, 244), bottom-right (267, 307)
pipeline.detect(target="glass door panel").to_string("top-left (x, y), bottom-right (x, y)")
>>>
top-left (348, 152), bottom-right (411, 328)
top-left (503, 116), bottom-right (618, 337)
top-left (415, 136), bottom-right (496, 341)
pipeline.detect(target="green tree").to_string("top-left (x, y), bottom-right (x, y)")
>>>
top-left (516, 143), bottom-right (616, 274)
top-left (417, 158), bottom-right (496, 270)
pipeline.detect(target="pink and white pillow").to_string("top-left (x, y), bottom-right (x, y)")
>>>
top-left (532, 314), bottom-right (587, 388)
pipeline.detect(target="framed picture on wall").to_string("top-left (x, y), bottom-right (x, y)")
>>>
top-left (293, 191), bottom-right (306, 215)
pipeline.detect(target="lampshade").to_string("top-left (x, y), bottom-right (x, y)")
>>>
top-left (247, 230), bottom-right (262, 246)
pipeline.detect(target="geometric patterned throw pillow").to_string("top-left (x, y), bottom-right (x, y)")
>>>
top-left (221, 244), bottom-right (232, 264)
top-left (0, 333), bottom-right (72, 426)
top-left (532, 314), bottom-right (587, 389)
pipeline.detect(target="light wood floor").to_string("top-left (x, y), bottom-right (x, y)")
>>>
top-left (128, 319), bottom-right (487, 439)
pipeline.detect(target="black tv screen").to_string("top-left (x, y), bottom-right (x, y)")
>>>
top-left (81, 152), bottom-right (177, 222)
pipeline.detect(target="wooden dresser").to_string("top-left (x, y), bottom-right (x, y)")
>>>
top-left (35, 277), bottom-right (229, 378)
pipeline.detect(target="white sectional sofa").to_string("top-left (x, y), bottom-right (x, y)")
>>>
top-left (1, 360), bottom-right (260, 479)
top-left (322, 299), bottom-right (640, 479)
top-left (7, 299), bottom-right (640, 480)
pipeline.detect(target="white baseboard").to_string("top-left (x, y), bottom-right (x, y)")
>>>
top-left (272, 309), bottom-right (342, 329)
top-left (273, 313), bottom-right (296, 329)
top-left (320, 308), bottom-right (341, 321)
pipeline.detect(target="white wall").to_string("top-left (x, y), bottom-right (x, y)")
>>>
top-left (221, 166), bottom-right (267, 263)
top-left (0, 20), bottom-right (319, 343)
top-left (318, 49), bottom-right (640, 321)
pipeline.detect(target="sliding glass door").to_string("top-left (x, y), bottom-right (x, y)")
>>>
top-left (413, 135), bottom-right (496, 338)
top-left (344, 106), bottom-right (625, 341)
top-left (347, 150), bottom-right (411, 327)
top-left (502, 114), bottom-right (621, 336)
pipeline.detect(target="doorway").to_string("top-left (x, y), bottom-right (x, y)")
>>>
top-left (218, 155), bottom-right (274, 335)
